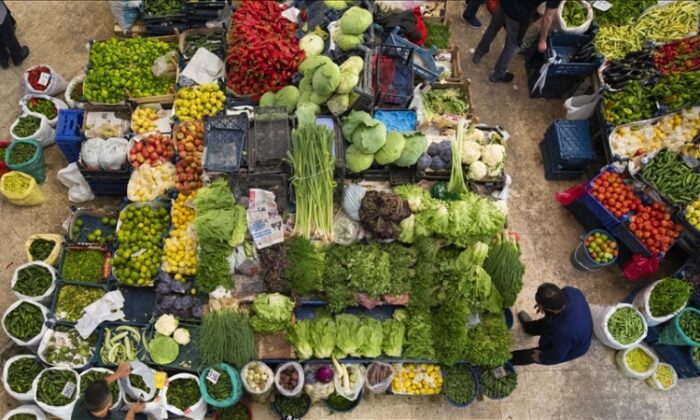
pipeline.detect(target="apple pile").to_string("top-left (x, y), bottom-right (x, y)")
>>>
top-left (129, 132), bottom-right (175, 168)
top-left (175, 121), bottom-right (205, 194)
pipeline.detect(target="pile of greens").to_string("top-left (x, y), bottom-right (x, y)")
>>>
top-left (60, 248), bottom-right (105, 283)
top-left (648, 278), bottom-right (694, 317)
top-left (167, 377), bottom-right (200, 411)
top-left (250, 293), bottom-right (295, 334)
top-left (197, 307), bottom-right (257, 369)
top-left (425, 21), bottom-right (451, 49)
top-left (443, 364), bottom-right (477, 405)
top-left (483, 234), bottom-right (524, 307)
top-left (462, 314), bottom-right (512, 367)
top-left (286, 237), bottom-right (325, 295)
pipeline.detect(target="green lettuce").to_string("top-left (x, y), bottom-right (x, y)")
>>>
top-left (334, 314), bottom-right (363, 358)
top-left (462, 313), bottom-right (512, 367)
top-left (250, 293), bottom-right (295, 334)
top-left (287, 320), bottom-right (313, 360)
top-left (382, 318), bottom-right (405, 357)
top-left (357, 317), bottom-right (383, 358)
top-left (309, 316), bottom-right (336, 359)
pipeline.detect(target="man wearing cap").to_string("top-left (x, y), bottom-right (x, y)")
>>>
top-left (512, 283), bottom-right (593, 365)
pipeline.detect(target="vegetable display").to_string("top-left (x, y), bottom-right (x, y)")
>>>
top-left (81, 370), bottom-right (119, 404)
top-left (625, 347), bottom-right (654, 373)
top-left (99, 325), bottom-right (144, 365)
top-left (36, 369), bottom-right (78, 407)
top-left (602, 81), bottom-right (654, 127)
top-left (594, 0), bottom-right (655, 25)
top-left (679, 310), bottom-right (700, 342)
top-left (183, 31), bottom-right (225, 60)
top-left (144, 0), bottom-right (183, 17)
top-left (12, 115), bottom-right (41, 138)
top-left (273, 393), bottom-right (310, 418)
top-left (6, 357), bottom-right (44, 393)
top-left (421, 88), bottom-right (470, 129)
top-left (128, 132), bottom-right (175, 169)
top-left (13, 264), bottom-right (52, 297)
top-left (626, 202), bottom-right (682, 255)
top-left (601, 48), bottom-right (657, 91)
top-left (174, 121), bottom-right (205, 194)
top-left (333, 6), bottom-right (372, 51)
top-left (652, 71), bottom-right (700, 113)
top-left (250, 293), bottom-right (295, 334)
top-left (60, 248), bottom-right (106, 283)
top-left (215, 403), bottom-right (250, 420)
top-left (643, 151), bottom-right (700, 206)
top-left (42, 327), bottom-right (96, 366)
top-left (26, 66), bottom-right (51, 91)
top-left (55, 285), bottom-right (104, 322)
top-left (277, 365), bottom-right (300, 392)
top-left (167, 377), bottom-right (200, 411)
top-left (649, 364), bottom-right (675, 389)
top-left (128, 374), bottom-right (151, 395)
top-left (424, 21), bottom-right (451, 49)
top-left (174, 83), bottom-right (225, 121)
top-left (326, 392), bottom-right (356, 410)
top-left (443, 364), bottom-right (477, 405)
top-left (359, 190), bottom-right (411, 240)
top-left (243, 362), bottom-right (271, 393)
top-left (197, 307), bottom-right (257, 369)
top-left (3, 302), bottom-right (44, 341)
top-left (478, 366), bottom-right (517, 399)
top-left (648, 278), bottom-right (694, 318)
top-left (607, 307), bottom-right (645, 345)
top-left (8, 142), bottom-right (37, 165)
top-left (654, 36), bottom-right (700, 76)
top-left (366, 363), bottom-right (392, 387)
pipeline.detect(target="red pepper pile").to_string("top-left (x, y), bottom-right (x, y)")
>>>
top-left (26, 66), bottom-right (51, 91)
top-left (226, 0), bottom-right (304, 97)
top-left (654, 36), bottom-right (700, 76)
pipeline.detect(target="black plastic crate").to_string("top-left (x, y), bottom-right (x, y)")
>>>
top-left (374, 44), bottom-right (414, 108)
top-left (385, 27), bottom-right (443, 83)
top-left (528, 70), bottom-right (585, 99)
top-left (590, 101), bottom-right (614, 163)
top-left (610, 222), bottom-right (653, 258)
top-left (540, 141), bottom-right (585, 180)
top-left (298, 0), bottom-right (341, 32)
top-left (250, 107), bottom-right (291, 172)
top-left (229, 173), bottom-right (290, 212)
top-left (204, 114), bottom-right (249, 173)
top-left (565, 195), bottom-right (607, 233)
top-left (542, 119), bottom-right (596, 170)
top-left (80, 166), bottom-right (131, 197)
top-left (118, 286), bottom-right (157, 323)
top-left (351, 47), bottom-right (375, 112)
top-left (546, 33), bottom-right (603, 77)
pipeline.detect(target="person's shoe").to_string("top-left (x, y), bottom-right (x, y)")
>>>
top-left (0, 56), bottom-right (9, 70)
top-left (472, 54), bottom-right (483, 65)
top-left (461, 13), bottom-right (482, 28)
top-left (517, 311), bottom-right (533, 324)
top-left (12, 46), bottom-right (29, 66)
top-left (489, 72), bottom-right (514, 83)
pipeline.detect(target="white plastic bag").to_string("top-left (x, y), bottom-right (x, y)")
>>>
top-left (241, 361), bottom-right (275, 402)
top-left (23, 64), bottom-right (68, 96)
top-left (556, 0), bottom-right (593, 35)
top-left (591, 303), bottom-right (648, 350)
top-left (121, 361), bottom-right (157, 402)
top-left (32, 367), bottom-right (80, 418)
top-left (65, 73), bottom-right (86, 109)
top-left (11, 261), bottom-right (57, 304)
top-left (333, 363), bottom-right (364, 401)
top-left (616, 345), bottom-right (659, 380)
top-left (152, 51), bottom-right (179, 78)
top-left (3, 355), bottom-right (44, 403)
top-left (303, 364), bottom-right (335, 403)
top-left (111, 0), bottom-right (142, 33)
top-left (274, 362), bottom-right (305, 397)
top-left (81, 138), bottom-right (103, 168)
top-left (162, 373), bottom-right (207, 419)
top-left (342, 184), bottom-right (367, 221)
top-left (80, 368), bottom-right (124, 411)
top-left (10, 113), bottom-right (55, 147)
top-left (99, 137), bottom-right (129, 170)
top-left (1, 299), bottom-right (49, 349)
top-left (180, 48), bottom-right (225, 85)
top-left (58, 163), bottom-right (95, 204)
top-left (645, 362), bottom-right (677, 391)
top-left (2, 405), bottom-right (47, 420)
top-left (633, 280), bottom-right (687, 327)
top-left (20, 94), bottom-right (68, 127)
top-left (37, 328), bottom-right (95, 369)
top-left (364, 362), bottom-right (394, 394)
top-left (565, 92), bottom-right (600, 120)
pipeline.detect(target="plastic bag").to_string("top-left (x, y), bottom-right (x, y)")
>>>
top-left (121, 361), bottom-right (157, 401)
top-left (556, 0), bottom-right (593, 35)
top-left (645, 363), bottom-right (677, 391)
top-left (32, 367), bottom-right (80, 418)
top-left (57, 163), bottom-right (95, 203)
top-left (20, 94), bottom-right (68, 127)
top-left (364, 362), bottom-right (394, 394)
top-left (3, 355), bottom-right (44, 403)
top-left (274, 362), bottom-right (305, 397)
top-left (23, 64), bottom-right (68, 96)
top-left (65, 73), bottom-right (86, 109)
top-left (564, 92), bottom-right (600, 120)
top-left (333, 363), bottom-right (364, 401)
top-left (199, 363), bottom-right (242, 409)
top-left (163, 373), bottom-right (207, 419)
top-left (99, 137), bottom-right (128, 171)
top-left (342, 184), bottom-right (367, 221)
top-left (632, 279), bottom-right (687, 327)
top-left (24, 233), bottom-right (63, 265)
top-left (2, 299), bottom-right (49, 349)
top-left (615, 345), bottom-right (658, 380)
top-left (303, 364), bottom-right (335, 403)
top-left (81, 138), bottom-right (103, 168)
top-left (2, 405), bottom-right (47, 420)
top-left (11, 261), bottom-right (57, 304)
top-left (0, 171), bottom-right (46, 206)
top-left (10, 113), bottom-right (55, 147)
top-left (590, 304), bottom-right (647, 350)
top-left (623, 254), bottom-right (660, 282)
top-left (152, 51), bottom-right (179, 78)
top-left (241, 361), bottom-right (275, 402)
top-left (111, 0), bottom-right (142, 33)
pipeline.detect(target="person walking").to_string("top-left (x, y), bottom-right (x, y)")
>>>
top-left (0, 0), bottom-right (29, 69)
top-left (473, 0), bottom-right (562, 83)
top-left (462, 0), bottom-right (486, 28)
top-left (511, 283), bottom-right (593, 366)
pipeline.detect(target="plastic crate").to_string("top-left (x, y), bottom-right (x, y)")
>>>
top-left (298, 0), bottom-right (341, 32)
top-left (57, 245), bottom-right (111, 286)
top-left (67, 208), bottom-right (119, 246)
top-left (118, 286), bottom-right (157, 323)
top-left (528, 70), bottom-right (585, 99)
top-left (204, 114), bottom-right (249, 173)
top-left (373, 109), bottom-right (417, 132)
top-left (250, 107), bottom-right (291, 172)
top-left (229, 173), bottom-right (290, 212)
top-left (565, 195), bottom-right (608, 233)
top-left (546, 33), bottom-right (603, 76)
top-left (385, 28), bottom-right (443, 83)
top-left (351, 47), bottom-right (375, 112)
top-left (95, 322), bottom-right (150, 367)
top-left (590, 101), bottom-right (614, 163)
top-left (80, 166), bottom-right (130, 196)
top-left (374, 44), bottom-right (414, 108)
top-left (55, 109), bottom-right (84, 163)
top-left (142, 321), bottom-right (200, 371)
top-left (543, 120), bottom-right (596, 170)
top-left (539, 141), bottom-right (585, 180)
top-left (50, 281), bottom-right (109, 325)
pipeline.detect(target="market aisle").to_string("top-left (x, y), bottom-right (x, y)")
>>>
top-left (0, 1), bottom-right (699, 419)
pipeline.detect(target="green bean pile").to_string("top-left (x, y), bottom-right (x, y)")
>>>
top-left (607, 307), bottom-right (645, 344)
top-left (36, 370), bottom-right (78, 407)
top-left (7, 357), bottom-right (44, 393)
top-left (29, 239), bottom-right (55, 261)
top-left (167, 378), bottom-right (200, 411)
top-left (478, 366), bottom-right (517, 399)
top-left (81, 370), bottom-right (119, 404)
top-left (648, 278), bottom-right (694, 317)
top-left (128, 374), bottom-right (151, 395)
top-left (443, 364), bottom-right (477, 405)
top-left (205, 369), bottom-right (232, 401)
top-left (3, 302), bottom-right (44, 341)
top-left (8, 142), bottom-right (37, 165)
top-left (680, 310), bottom-right (700, 342)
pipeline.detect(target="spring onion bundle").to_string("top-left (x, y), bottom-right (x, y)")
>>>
top-left (483, 233), bottom-right (524, 307)
top-left (197, 307), bottom-right (257, 370)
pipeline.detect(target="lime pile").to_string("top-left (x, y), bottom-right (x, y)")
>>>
top-left (113, 205), bottom-right (171, 286)
top-left (71, 216), bottom-right (117, 245)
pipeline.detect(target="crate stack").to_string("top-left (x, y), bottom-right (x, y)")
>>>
top-left (540, 119), bottom-right (596, 180)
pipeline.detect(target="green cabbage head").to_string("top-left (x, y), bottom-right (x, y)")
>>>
top-left (339, 6), bottom-right (373, 35)
top-left (394, 131), bottom-right (427, 167)
top-left (375, 131), bottom-right (406, 165)
top-left (346, 144), bottom-right (374, 172)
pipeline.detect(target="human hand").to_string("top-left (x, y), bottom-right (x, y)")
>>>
top-left (532, 350), bottom-right (541, 362)
top-left (115, 362), bottom-right (132, 379)
top-left (129, 402), bottom-right (146, 414)
top-left (534, 304), bottom-right (544, 315)
top-left (537, 39), bottom-right (547, 53)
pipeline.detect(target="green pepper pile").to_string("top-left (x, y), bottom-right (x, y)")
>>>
top-left (602, 81), bottom-right (655, 127)
top-left (60, 248), bottom-right (106, 283)
top-left (642, 151), bottom-right (700, 206)
top-left (12, 115), bottom-right (41, 138)
top-left (55, 285), bottom-right (105, 322)
top-left (562, 0), bottom-right (587, 27)
top-left (3, 302), bottom-right (44, 341)
top-left (29, 239), bottom-right (55, 261)
top-left (8, 142), bottom-right (37, 165)
top-left (144, 0), bottom-right (183, 17)
top-left (27, 97), bottom-right (57, 120)
top-left (36, 369), bottom-right (78, 407)
top-left (6, 357), bottom-right (44, 394)
top-left (652, 70), bottom-right (700, 113)
top-left (680, 310), bottom-right (700, 342)
top-left (166, 377), bottom-right (200, 411)
top-left (13, 264), bottom-right (53, 297)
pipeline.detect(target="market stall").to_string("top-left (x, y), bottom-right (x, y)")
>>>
top-left (1, 1), bottom-right (527, 418)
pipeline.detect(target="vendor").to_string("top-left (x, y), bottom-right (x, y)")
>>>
top-left (72, 362), bottom-right (146, 420)
top-left (512, 283), bottom-right (593, 365)
top-left (0, 0), bottom-right (29, 69)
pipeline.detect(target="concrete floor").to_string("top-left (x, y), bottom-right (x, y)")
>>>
top-left (1, 1), bottom-right (699, 419)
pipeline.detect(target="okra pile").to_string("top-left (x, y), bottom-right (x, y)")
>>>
top-left (478, 366), bottom-right (518, 399)
top-left (8, 142), bottom-right (37, 165)
top-left (36, 369), bottom-right (78, 407)
top-left (680, 310), bottom-right (700, 342)
top-left (3, 302), bottom-right (44, 341)
top-left (206, 369), bottom-right (232, 401)
top-left (167, 377), bottom-right (200, 411)
top-left (6, 357), bottom-right (44, 393)
top-left (13, 264), bottom-right (53, 297)
top-left (12, 115), bottom-right (40, 138)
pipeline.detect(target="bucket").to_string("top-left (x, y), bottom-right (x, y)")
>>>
top-left (658, 307), bottom-right (700, 346)
top-left (570, 229), bottom-right (617, 271)
top-left (5, 139), bottom-right (46, 184)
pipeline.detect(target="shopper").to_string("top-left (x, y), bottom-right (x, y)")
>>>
top-left (473, 0), bottom-right (562, 83)
top-left (72, 362), bottom-right (146, 420)
top-left (462, 0), bottom-right (486, 28)
top-left (0, 0), bottom-right (29, 69)
top-left (511, 283), bottom-right (593, 366)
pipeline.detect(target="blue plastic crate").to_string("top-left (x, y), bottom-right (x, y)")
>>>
top-left (577, 191), bottom-right (625, 230)
top-left (565, 196), bottom-right (607, 232)
top-left (204, 115), bottom-right (248, 173)
top-left (385, 28), bottom-right (444, 83)
top-left (528, 69), bottom-right (584, 99)
top-left (56, 109), bottom-right (84, 163)
top-left (118, 285), bottom-right (157, 323)
top-left (540, 141), bottom-right (585, 181)
top-left (373, 109), bottom-right (417, 132)
top-left (375, 44), bottom-right (414, 108)
top-left (546, 33), bottom-right (603, 77)
top-left (543, 120), bottom-right (595, 169)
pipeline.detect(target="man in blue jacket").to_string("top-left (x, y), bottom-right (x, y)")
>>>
top-left (512, 283), bottom-right (593, 365)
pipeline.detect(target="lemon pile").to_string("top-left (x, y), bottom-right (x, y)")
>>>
top-left (163, 192), bottom-right (198, 279)
top-left (174, 83), bottom-right (225, 121)
top-left (391, 364), bottom-right (443, 395)
top-left (131, 106), bottom-right (159, 134)
top-left (685, 197), bottom-right (700, 230)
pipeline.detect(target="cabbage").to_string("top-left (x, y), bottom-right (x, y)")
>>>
top-left (394, 132), bottom-right (427, 167)
top-left (342, 111), bottom-right (386, 154)
top-left (299, 33), bottom-right (325, 57)
top-left (300, 56), bottom-right (333, 76)
top-left (342, 183), bottom-right (367, 221)
top-left (260, 92), bottom-right (275, 107)
top-left (327, 93), bottom-right (350, 116)
top-left (339, 56), bottom-right (364, 74)
top-left (345, 144), bottom-right (374, 172)
top-left (324, 0), bottom-right (348, 10)
top-left (375, 131), bottom-right (406, 165)
top-left (339, 6), bottom-right (373, 35)
top-left (333, 30), bottom-right (363, 51)
top-left (273, 85), bottom-right (300, 113)
top-left (149, 335), bottom-right (179, 365)
top-left (312, 62), bottom-right (341, 96)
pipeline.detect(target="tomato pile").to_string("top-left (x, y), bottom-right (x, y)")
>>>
top-left (585, 231), bottom-right (618, 264)
top-left (128, 132), bottom-right (175, 169)
top-left (590, 172), bottom-right (643, 219)
top-left (628, 202), bottom-right (683, 255)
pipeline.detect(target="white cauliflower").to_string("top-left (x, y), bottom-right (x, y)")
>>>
top-left (154, 314), bottom-right (179, 336)
top-left (173, 328), bottom-right (191, 345)
top-left (468, 161), bottom-right (488, 180)
top-left (482, 144), bottom-right (506, 167)
top-left (461, 140), bottom-right (483, 164)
